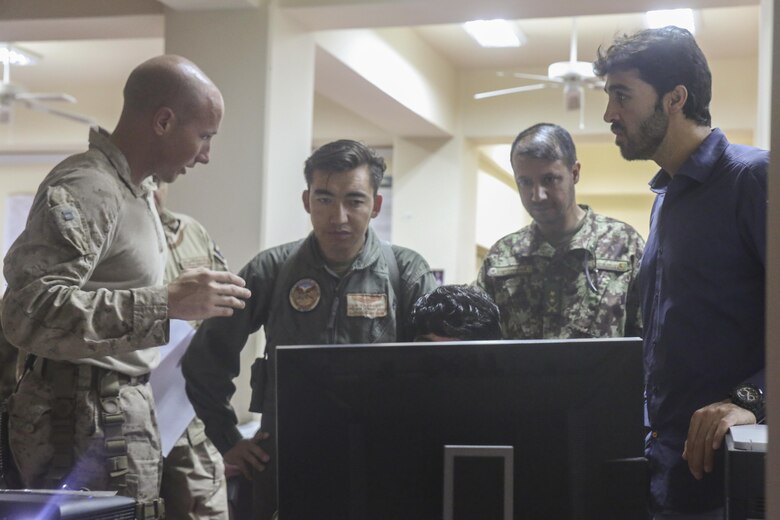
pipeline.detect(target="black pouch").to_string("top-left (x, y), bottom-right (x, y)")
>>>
top-left (249, 357), bottom-right (267, 413)
top-left (0, 397), bottom-right (22, 489)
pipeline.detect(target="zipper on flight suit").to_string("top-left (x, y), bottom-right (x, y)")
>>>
top-left (327, 296), bottom-right (340, 343)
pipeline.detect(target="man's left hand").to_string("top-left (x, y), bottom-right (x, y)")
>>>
top-left (682, 399), bottom-right (756, 480)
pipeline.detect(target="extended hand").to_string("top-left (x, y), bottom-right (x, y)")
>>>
top-left (168, 268), bottom-right (251, 320)
top-left (682, 399), bottom-right (756, 479)
top-left (223, 430), bottom-right (271, 480)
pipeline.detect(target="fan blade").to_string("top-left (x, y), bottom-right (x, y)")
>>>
top-left (474, 83), bottom-right (551, 100)
top-left (506, 72), bottom-right (561, 83)
top-left (22, 100), bottom-right (95, 125)
top-left (17, 92), bottom-right (77, 103)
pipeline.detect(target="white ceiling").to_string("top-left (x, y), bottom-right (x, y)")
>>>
top-left (2, 4), bottom-right (758, 98)
top-left (0, 2), bottom-right (761, 146)
top-left (414, 5), bottom-right (758, 70)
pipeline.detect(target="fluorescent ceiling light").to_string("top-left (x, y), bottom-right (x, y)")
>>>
top-left (464, 19), bottom-right (525, 48)
top-left (646, 9), bottom-right (696, 34)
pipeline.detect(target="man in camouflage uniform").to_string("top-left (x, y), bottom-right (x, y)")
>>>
top-left (477, 123), bottom-right (644, 339)
top-left (154, 181), bottom-right (230, 519)
top-left (0, 55), bottom-right (250, 517)
top-left (182, 139), bottom-right (437, 520)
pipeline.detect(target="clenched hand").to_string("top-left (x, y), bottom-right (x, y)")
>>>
top-left (224, 430), bottom-right (271, 480)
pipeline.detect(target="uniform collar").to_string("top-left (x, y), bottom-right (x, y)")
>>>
top-left (522, 204), bottom-right (596, 257)
top-left (157, 207), bottom-right (181, 234)
top-left (305, 227), bottom-right (381, 273)
top-left (88, 126), bottom-right (155, 198)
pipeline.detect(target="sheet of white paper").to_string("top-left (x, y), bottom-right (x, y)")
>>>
top-left (150, 319), bottom-right (196, 456)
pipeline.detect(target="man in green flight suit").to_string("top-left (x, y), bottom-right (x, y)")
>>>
top-left (182, 139), bottom-right (437, 520)
top-left (477, 123), bottom-right (644, 339)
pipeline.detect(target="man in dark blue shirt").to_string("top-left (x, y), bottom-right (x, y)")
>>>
top-left (595, 27), bottom-right (767, 519)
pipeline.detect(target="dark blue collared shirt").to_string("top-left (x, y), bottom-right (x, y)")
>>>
top-left (641, 129), bottom-right (767, 513)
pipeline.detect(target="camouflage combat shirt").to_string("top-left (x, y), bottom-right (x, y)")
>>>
top-left (1, 127), bottom-right (169, 376)
top-left (477, 205), bottom-right (644, 339)
top-left (159, 207), bottom-right (229, 284)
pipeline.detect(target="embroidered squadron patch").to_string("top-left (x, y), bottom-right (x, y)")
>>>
top-left (346, 293), bottom-right (388, 318)
top-left (289, 278), bottom-right (321, 312)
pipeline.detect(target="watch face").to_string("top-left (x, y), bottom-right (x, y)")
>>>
top-left (737, 386), bottom-right (760, 404)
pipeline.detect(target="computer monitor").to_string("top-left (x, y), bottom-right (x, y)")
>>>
top-left (276, 338), bottom-right (645, 520)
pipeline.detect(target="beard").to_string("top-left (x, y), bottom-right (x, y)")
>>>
top-left (615, 101), bottom-right (669, 161)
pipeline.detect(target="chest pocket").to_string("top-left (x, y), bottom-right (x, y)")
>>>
top-left (179, 256), bottom-right (211, 270)
top-left (567, 256), bottom-right (632, 337)
top-left (486, 260), bottom-right (535, 291)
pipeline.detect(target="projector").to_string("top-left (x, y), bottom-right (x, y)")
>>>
top-left (0, 489), bottom-right (136, 519)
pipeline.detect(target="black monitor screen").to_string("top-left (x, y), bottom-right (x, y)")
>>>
top-left (277, 338), bottom-right (644, 520)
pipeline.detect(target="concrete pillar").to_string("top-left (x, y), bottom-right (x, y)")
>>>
top-left (392, 136), bottom-right (478, 284)
top-left (163, 4), bottom-right (316, 422)
top-left (756, 0), bottom-right (773, 149)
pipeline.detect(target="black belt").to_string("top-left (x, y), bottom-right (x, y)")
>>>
top-left (33, 358), bottom-right (150, 386)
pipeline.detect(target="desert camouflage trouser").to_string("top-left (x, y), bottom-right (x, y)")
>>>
top-left (161, 417), bottom-right (228, 519)
top-left (7, 359), bottom-right (163, 517)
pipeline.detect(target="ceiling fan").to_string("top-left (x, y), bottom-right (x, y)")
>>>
top-left (473, 18), bottom-right (604, 129)
top-left (0, 44), bottom-right (95, 125)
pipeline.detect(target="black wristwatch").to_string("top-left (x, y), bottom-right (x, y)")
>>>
top-left (730, 383), bottom-right (765, 422)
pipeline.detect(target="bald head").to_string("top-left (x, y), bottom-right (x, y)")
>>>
top-left (122, 55), bottom-right (221, 123)
top-left (113, 55), bottom-right (224, 185)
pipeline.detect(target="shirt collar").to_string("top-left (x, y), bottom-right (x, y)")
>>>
top-left (88, 126), bottom-right (153, 198)
top-left (648, 128), bottom-right (727, 193)
top-left (157, 207), bottom-right (181, 234)
top-left (524, 204), bottom-right (595, 256)
top-left (306, 227), bottom-right (380, 273)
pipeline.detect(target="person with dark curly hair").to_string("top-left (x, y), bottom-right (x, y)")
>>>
top-left (409, 284), bottom-right (501, 342)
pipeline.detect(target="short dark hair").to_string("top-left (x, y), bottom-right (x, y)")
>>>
top-left (510, 123), bottom-right (577, 169)
top-left (304, 140), bottom-right (386, 194)
top-left (409, 285), bottom-right (502, 341)
top-left (593, 26), bottom-right (712, 126)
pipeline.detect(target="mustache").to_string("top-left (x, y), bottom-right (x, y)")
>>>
top-left (611, 122), bottom-right (626, 134)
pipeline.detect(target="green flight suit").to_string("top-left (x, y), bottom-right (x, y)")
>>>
top-left (182, 227), bottom-right (435, 519)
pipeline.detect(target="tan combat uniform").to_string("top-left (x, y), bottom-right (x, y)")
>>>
top-left (1, 127), bottom-right (169, 518)
top-left (157, 206), bottom-right (229, 520)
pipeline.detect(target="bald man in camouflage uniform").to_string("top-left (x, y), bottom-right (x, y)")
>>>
top-left (477, 123), bottom-right (644, 339)
top-left (154, 181), bottom-right (230, 519)
top-left (0, 56), bottom-right (250, 518)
